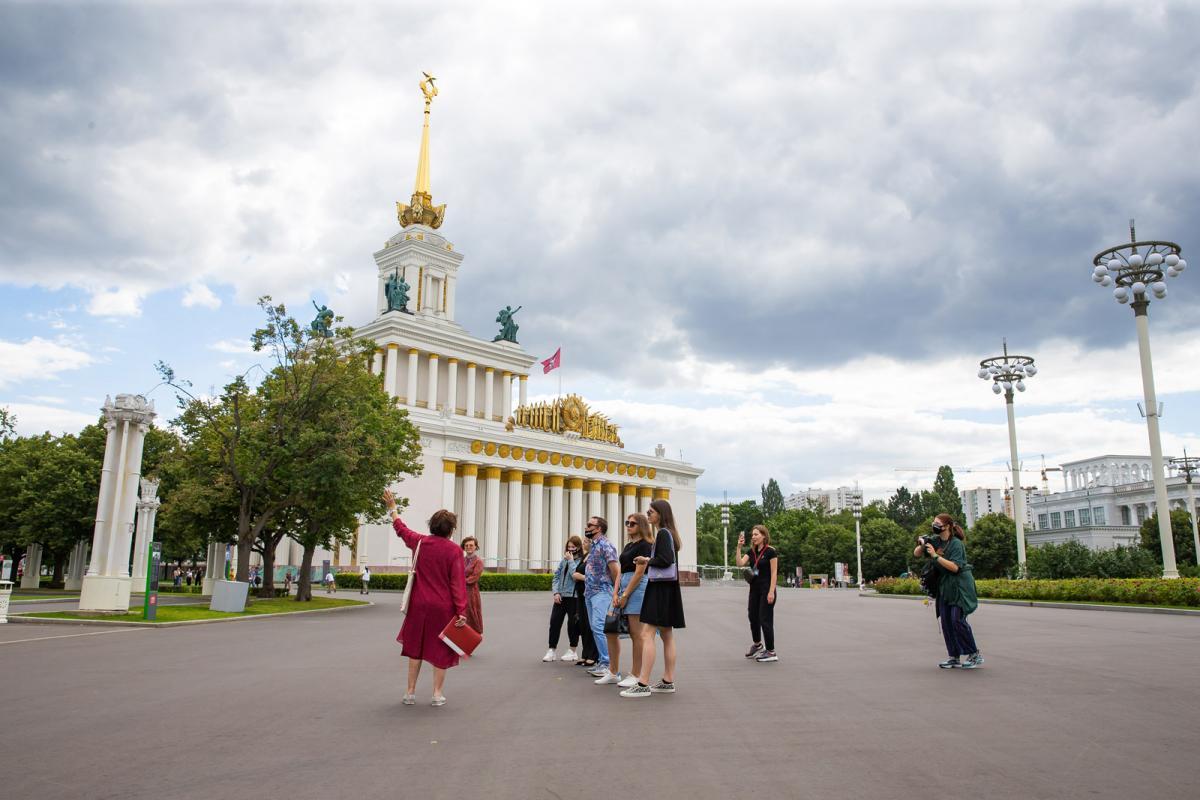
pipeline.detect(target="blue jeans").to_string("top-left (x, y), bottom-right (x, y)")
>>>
top-left (586, 592), bottom-right (612, 667)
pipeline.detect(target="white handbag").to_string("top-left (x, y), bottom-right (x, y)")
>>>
top-left (399, 539), bottom-right (422, 614)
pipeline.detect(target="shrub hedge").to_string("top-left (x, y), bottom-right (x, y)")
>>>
top-left (334, 572), bottom-right (553, 591)
top-left (872, 576), bottom-right (1200, 607)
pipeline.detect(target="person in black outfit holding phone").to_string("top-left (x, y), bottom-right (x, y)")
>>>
top-left (735, 524), bottom-right (779, 663)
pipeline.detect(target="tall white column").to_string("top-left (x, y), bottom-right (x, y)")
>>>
top-left (130, 478), bottom-right (161, 589)
top-left (622, 485), bottom-right (638, 527)
top-left (466, 363), bottom-right (477, 418)
top-left (65, 540), bottom-right (89, 591)
top-left (568, 478), bottom-right (584, 538)
top-left (483, 466), bottom-right (502, 568)
top-left (442, 459), bottom-right (457, 512)
top-left (1133, 305), bottom-right (1178, 578)
top-left (1005, 392), bottom-right (1028, 572)
top-left (502, 371), bottom-right (513, 421)
top-left (484, 368), bottom-right (495, 421)
top-left (81, 394), bottom-right (156, 612)
top-left (406, 349), bottom-right (419, 407)
top-left (548, 475), bottom-right (565, 559)
top-left (459, 464), bottom-right (478, 539)
top-left (587, 480), bottom-right (603, 521)
top-left (384, 344), bottom-right (400, 398)
top-left (519, 374), bottom-right (528, 408)
top-left (505, 469), bottom-right (524, 571)
top-left (528, 473), bottom-right (546, 570)
top-left (19, 544), bottom-right (42, 590)
top-left (427, 353), bottom-right (440, 410)
top-left (447, 358), bottom-right (459, 414)
top-left (371, 348), bottom-right (384, 377)
top-left (604, 482), bottom-right (621, 545)
top-left (638, 487), bottom-right (654, 518)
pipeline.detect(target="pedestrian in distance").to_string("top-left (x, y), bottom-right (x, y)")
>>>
top-left (385, 489), bottom-right (469, 707)
top-left (462, 536), bottom-right (483, 634)
top-left (283, 571), bottom-right (293, 596)
top-left (914, 513), bottom-right (982, 669)
top-left (736, 524), bottom-right (779, 663)
top-left (360, 565), bottom-right (371, 595)
top-left (582, 516), bottom-right (620, 682)
top-left (608, 513), bottom-right (653, 688)
top-left (324, 570), bottom-right (336, 594)
top-left (621, 499), bottom-right (685, 698)
top-left (572, 536), bottom-right (599, 668)
top-left (173, 567), bottom-right (182, 589)
top-left (544, 536), bottom-right (584, 662)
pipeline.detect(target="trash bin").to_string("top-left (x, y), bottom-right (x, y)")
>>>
top-left (0, 580), bottom-right (13, 623)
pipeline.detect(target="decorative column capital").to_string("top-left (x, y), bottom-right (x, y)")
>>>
top-left (442, 459), bottom-right (458, 473)
top-left (484, 466), bottom-right (503, 481)
top-left (567, 477), bottom-right (584, 491)
top-left (621, 484), bottom-right (637, 497)
top-left (586, 479), bottom-right (603, 493)
top-left (503, 468), bottom-right (525, 483)
top-left (457, 463), bottom-right (479, 477)
top-left (526, 472), bottom-right (545, 485)
top-left (546, 475), bottom-right (565, 488)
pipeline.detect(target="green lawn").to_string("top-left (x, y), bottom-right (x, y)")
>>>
top-left (12, 594), bottom-right (75, 601)
top-left (23, 596), bottom-right (367, 623)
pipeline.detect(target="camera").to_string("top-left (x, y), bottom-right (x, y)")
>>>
top-left (919, 534), bottom-right (940, 550)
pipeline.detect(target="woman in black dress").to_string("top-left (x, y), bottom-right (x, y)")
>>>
top-left (620, 499), bottom-right (685, 698)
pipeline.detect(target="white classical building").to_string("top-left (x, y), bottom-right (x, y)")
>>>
top-left (1025, 454), bottom-right (1197, 550)
top-left (275, 79), bottom-right (703, 579)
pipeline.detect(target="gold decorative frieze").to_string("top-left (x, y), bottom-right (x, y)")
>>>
top-left (511, 393), bottom-right (623, 447)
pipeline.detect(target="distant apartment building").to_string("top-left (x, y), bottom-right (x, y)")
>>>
top-left (784, 487), bottom-right (858, 513)
top-left (959, 486), bottom-right (1036, 528)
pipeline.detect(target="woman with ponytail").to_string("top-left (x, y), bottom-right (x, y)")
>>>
top-left (914, 513), bottom-right (981, 669)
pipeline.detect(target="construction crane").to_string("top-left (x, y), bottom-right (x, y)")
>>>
top-left (894, 457), bottom-right (1063, 491)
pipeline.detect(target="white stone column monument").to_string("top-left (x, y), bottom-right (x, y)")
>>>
top-left (505, 469), bottom-right (523, 570)
top-left (19, 544), bottom-right (43, 590)
top-left (79, 394), bottom-right (155, 611)
top-left (130, 478), bottom-right (160, 590)
top-left (64, 540), bottom-right (89, 591)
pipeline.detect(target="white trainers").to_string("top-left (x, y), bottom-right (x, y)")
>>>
top-left (561, 649), bottom-right (578, 662)
top-left (431, 695), bottom-right (446, 707)
top-left (617, 675), bottom-right (639, 688)
top-left (402, 693), bottom-right (416, 705)
top-left (594, 671), bottom-right (622, 685)
top-left (542, 648), bottom-right (557, 662)
top-left (619, 683), bottom-right (651, 698)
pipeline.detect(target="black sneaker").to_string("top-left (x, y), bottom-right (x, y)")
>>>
top-left (938, 657), bottom-right (961, 669)
top-left (744, 642), bottom-right (764, 659)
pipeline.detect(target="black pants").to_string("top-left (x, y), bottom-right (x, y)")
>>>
top-left (936, 597), bottom-right (978, 657)
top-left (748, 586), bottom-right (776, 651)
top-left (549, 597), bottom-right (581, 648)
top-left (575, 592), bottom-right (597, 661)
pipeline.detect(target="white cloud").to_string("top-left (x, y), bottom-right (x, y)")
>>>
top-left (88, 286), bottom-right (144, 317)
top-left (182, 282), bottom-right (222, 309)
top-left (210, 338), bottom-right (255, 355)
top-left (3, 402), bottom-right (98, 436)
top-left (0, 336), bottom-right (93, 388)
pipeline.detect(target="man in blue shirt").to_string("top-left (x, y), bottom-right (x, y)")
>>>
top-left (583, 516), bottom-right (619, 676)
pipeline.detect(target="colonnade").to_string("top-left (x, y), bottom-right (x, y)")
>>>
top-left (370, 346), bottom-right (525, 421)
top-left (440, 459), bottom-right (669, 571)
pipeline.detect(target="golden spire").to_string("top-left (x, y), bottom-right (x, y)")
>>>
top-left (398, 71), bottom-right (446, 229)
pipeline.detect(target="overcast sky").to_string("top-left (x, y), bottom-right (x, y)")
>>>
top-left (3, 1), bottom-right (1199, 504)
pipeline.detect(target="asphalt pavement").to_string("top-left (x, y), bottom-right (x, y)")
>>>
top-left (1, 585), bottom-right (1197, 799)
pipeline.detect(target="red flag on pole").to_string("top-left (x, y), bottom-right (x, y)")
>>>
top-left (541, 347), bottom-right (561, 374)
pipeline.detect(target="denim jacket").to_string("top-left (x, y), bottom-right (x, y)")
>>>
top-left (553, 557), bottom-right (579, 597)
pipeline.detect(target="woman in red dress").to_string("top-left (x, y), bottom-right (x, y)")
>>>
top-left (385, 490), bottom-right (467, 707)
top-left (461, 536), bottom-right (484, 633)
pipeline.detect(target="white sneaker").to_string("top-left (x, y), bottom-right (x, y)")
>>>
top-left (542, 648), bottom-right (557, 662)
top-left (617, 675), bottom-right (639, 688)
top-left (561, 649), bottom-right (578, 662)
top-left (594, 671), bottom-right (622, 685)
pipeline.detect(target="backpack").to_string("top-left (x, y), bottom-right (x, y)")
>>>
top-left (919, 559), bottom-right (941, 599)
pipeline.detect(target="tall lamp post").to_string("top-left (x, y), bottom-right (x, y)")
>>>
top-left (977, 339), bottom-right (1037, 573)
top-left (1168, 449), bottom-right (1200, 566)
top-left (851, 491), bottom-right (863, 590)
top-left (1091, 221), bottom-right (1185, 578)
top-left (721, 495), bottom-right (731, 581)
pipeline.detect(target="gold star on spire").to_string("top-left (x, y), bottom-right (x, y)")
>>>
top-left (398, 71), bottom-right (446, 229)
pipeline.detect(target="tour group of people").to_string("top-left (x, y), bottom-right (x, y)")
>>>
top-left (381, 489), bottom-right (981, 705)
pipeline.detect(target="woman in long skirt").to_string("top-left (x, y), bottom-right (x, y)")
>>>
top-left (462, 536), bottom-right (483, 633)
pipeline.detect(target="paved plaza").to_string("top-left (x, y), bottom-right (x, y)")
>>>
top-left (3, 587), bottom-right (1197, 799)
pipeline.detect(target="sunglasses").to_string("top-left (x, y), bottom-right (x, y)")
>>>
top-left (624, 520), bottom-right (638, 527)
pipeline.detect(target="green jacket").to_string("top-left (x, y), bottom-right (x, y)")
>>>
top-left (936, 537), bottom-right (978, 616)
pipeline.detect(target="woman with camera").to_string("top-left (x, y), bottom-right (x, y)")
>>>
top-left (914, 513), bottom-right (981, 669)
top-left (735, 524), bottom-right (778, 663)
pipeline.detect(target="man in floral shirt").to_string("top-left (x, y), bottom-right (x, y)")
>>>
top-left (583, 516), bottom-right (619, 675)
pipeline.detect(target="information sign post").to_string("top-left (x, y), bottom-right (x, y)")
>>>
top-left (143, 542), bottom-right (162, 621)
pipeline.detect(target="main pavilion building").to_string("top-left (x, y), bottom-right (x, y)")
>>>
top-left (285, 79), bottom-right (703, 579)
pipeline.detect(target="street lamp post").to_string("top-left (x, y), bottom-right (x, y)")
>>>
top-left (1168, 449), bottom-right (1200, 566)
top-left (851, 492), bottom-right (863, 590)
top-left (1091, 220), bottom-right (1186, 578)
top-left (977, 339), bottom-right (1037, 574)
top-left (721, 495), bottom-right (731, 581)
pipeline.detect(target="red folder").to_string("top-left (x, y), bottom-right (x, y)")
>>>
top-left (439, 618), bottom-right (482, 657)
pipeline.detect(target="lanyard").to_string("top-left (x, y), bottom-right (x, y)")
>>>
top-left (751, 546), bottom-right (768, 570)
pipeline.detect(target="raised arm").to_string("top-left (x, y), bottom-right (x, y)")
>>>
top-left (384, 489), bottom-right (426, 550)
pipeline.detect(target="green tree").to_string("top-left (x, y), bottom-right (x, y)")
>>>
top-left (860, 517), bottom-right (911, 581)
top-left (800, 522), bottom-right (856, 580)
top-left (761, 478), bottom-right (785, 518)
top-left (927, 466), bottom-right (965, 522)
top-left (764, 507), bottom-right (819, 579)
top-left (1026, 540), bottom-right (1094, 579)
top-left (0, 407), bottom-right (14, 439)
top-left (885, 486), bottom-right (924, 530)
top-left (1138, 509), bottom-right (1197, 568)
top-left (968, 513), bottom-right (1018, 578)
